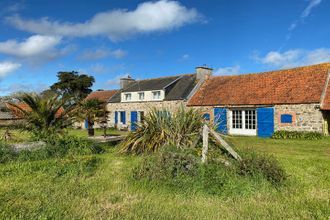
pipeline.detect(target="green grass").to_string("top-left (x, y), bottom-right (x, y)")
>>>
top-left (0, 136), bottom-right (329, 219)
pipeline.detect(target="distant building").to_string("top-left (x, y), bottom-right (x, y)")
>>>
top-left (106, 66), bottom-right (212, 130)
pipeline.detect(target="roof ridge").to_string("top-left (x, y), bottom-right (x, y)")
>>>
top-left (134, 73), bottom-right (195, 82)
top-left (211, 62), bottom-right (330, 79)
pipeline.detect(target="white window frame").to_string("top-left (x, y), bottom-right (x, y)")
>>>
top-left (229, 109), bottom-right (257, 136)
top-left (138, 92), bottom-right (145, 101)
top-left (152, 91), bottom-right (161, 100)
top-left (124, 93), bottom-right (131, 101)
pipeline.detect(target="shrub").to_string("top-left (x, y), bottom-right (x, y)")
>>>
top-left (237, 151), bottom-right (287, 186)
top-left (0, 142), bottom-right (17, 163)
top-left (272, 130), bottom-right (323, 140)
top-left (120, 106), bottom-right (207, 154)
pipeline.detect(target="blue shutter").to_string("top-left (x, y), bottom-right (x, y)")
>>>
top-left (121, 111), bottom-right (126, 124)
top-left (203, 113), bottom-right (210, 121)
top-left (85, 119), bottom-right (88, 129)
top-left (214, 108), bottom-right (227, 134)
top-left (257, 107), bottom-right (274, 137)
top-left (115, 111), bottom-right (118, 124)
top-left (280, 114), bottom-right (293, 123)
top-left (131, 111), bottom-right (138, 131)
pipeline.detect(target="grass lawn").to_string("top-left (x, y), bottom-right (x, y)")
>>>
top-left (0, 136), bottom-right (329, 219)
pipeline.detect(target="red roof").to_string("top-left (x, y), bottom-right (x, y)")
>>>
top-left (85, 90), bottom-right (118, 102)
top-left (188, 63), bottom-right (330, 107)
top-left (321, 76), bottom-right (330, 110)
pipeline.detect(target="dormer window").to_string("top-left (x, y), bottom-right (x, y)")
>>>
top-left (124, 93), bottom-right (131, 101)
top-left (138, 92), bottom-right (145, 101)
top-left (152, 91), bottom-right (161, 100)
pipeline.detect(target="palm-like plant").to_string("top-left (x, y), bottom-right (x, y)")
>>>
top-left (120, 106), bottom-right (207, 154)
top-left (78, 98), bottom-right (105, 136)
top-left (8, 93), bottom-right (76, 141)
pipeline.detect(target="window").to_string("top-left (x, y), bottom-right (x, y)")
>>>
top-left (138, 111), bottom-right (145, 122)
top-left (138, 92), bottom-right (145, 100)
top-left (245, 110), bottom-right (256, 129)
top-left (232, 109), bottom-right (256, 130)
top-left (152, 91), bottom-right (161, 100)
top-left (124, 93), bottom-right (131, 101)
top-left (232, 110), bottom-right (243, 129)
top-left (281, 114), bottom-right (293, 123)
top-left (203, 113), bottom-right (210, 121)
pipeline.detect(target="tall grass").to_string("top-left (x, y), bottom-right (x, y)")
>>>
top-left (120, 106), bottom-right (207, 154)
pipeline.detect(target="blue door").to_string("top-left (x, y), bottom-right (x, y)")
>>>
top-left (84, 119), bottom-right (88, 129)
top-left (131, 111), bottom-right (138, 131)
top-left (257, 107), bottom-right (274, 137)
top-left (214, 108), bottom-right (227, 134)
top-left (120, 111), bottom-right (126, 124)
top-left (114, 111), bottom-right (118, 124)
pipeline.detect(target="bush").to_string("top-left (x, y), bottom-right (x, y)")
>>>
top-left (0, 142), bottom-right (17, 163)
top-left (272, 130), bottom-right (323, 140)
top-left (237, 151), bottom-right (287, 186)
top-left (120, 106), bottom-right (208, 154)
top-left (133, 147), bottom-right (286, 195)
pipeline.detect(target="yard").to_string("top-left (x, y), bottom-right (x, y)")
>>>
top-left (0, 133), bottom-right (329, 219)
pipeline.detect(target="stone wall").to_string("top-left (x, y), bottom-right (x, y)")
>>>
top-left (106, 100), bottom-right (187, 129)
top-left (274, 104), bottom-right (325, 133)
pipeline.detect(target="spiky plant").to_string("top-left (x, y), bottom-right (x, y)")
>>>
top-left (120, 106), bottom-right (207, 154)
top-left (8, 93), bottom-right (76, 141)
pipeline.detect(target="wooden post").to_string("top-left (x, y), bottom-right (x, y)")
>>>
top-left (201, 124), bottom-right (209, 163)
top-left (208, 128), bottom-right (242, 161)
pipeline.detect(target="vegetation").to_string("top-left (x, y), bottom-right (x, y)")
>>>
top-left (272, 130), bottom-right (323, 140)
top-left (48, 71), bottom-right (95, 102)
top-left (78, 98), bottom-right (105, 136)
top-left (120, 107), bottom-right (207, 154)
top-left (8, 93), bottom-right (76, 141)
top-left (0, 136), bottom-right (329, 219)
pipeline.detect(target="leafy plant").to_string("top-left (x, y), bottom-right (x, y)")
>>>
top-left (8, 93), bottom-right (76, 142)
top-left (272, 130), bottom-right (323, 140)
top-left (237, 151), bottom-right (287, 186)
top-left (0, 142), bottom-right (17, 163)
top-left (120, 106), bottom-right (207, 154)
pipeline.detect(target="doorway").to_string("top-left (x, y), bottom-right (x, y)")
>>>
top-left (323, 111), bottom-right (330, 135)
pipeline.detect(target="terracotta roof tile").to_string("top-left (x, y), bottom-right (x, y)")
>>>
top-left (321, 73), bottom-right (330, 110)
top-left (86, 90), bottom-right (118, 103)
top-left (188, 63), bottom-right (330, 106)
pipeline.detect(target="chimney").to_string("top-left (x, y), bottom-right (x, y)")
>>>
top-left (120, 75), bottom-right (135, 89)
top-left (196, 65), bottom-right (213, 80)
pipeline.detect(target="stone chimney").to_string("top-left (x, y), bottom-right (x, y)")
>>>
top-left (196, 65), bottom-right (213, 81)
top-left (120, 75), bottom-right (135, 89)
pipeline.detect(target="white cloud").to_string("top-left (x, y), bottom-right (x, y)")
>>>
top-left (78, 48), bottom-right (127, 60)
top-left (301, 0), bottom-right (322, 18)
top-left (253, 48), bottom-right (330, 69)
top-left (90, 63), bottom-right (106, 73)
top-left (0, 82), bottom-right (49, 95)
top-left (214, 65), bottom-right (240, 76)
top-left (288, 0), bottom-right (322, 32)
top-left (0, 35), bottom-right (61, 58)
top-left (6, 0), bottom-right (201, 41)
top-left (0, 61), bottom-right (21, 78)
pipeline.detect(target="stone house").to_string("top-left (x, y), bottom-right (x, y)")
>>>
top-left (106, 66), bottom-right (212, 130)
top-left (188, 63), bottom-right (330, 137)
top-left (76, 90), bottom-right (118, 129)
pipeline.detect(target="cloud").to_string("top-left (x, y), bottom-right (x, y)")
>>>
top-left (0, 82), bottom-right (49, 95)
top-left (78, 48), bottom-right (127, 60)
top-left (301, 0), bottom-right (322, 18)
top-left (288, 0), bottom-right (322, 32)
top-left (214, 65), bottom-right (240, 76)
top-left (6, 0), bottom-right (201, 41)
top-left (90, 63), bottom-right (106, 73)
top-left (178, 54), bottom-right (190, 62)
top-left (253, 48), bottom-right (330, 69)
top-left (0, 61), bottom-right (21, 78)
top-left (0, 35), bottom-right (61, 58)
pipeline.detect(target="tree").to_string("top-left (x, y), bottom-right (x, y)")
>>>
top-left (8, 93), bottom-right (76, 141)
top-left (50, 71), bottom-right (95, 102)
top-left (78, 98), bottom-right (104, 137)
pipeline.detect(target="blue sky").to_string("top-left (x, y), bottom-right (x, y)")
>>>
top-left (0, 0), bottom-right (329, 95)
